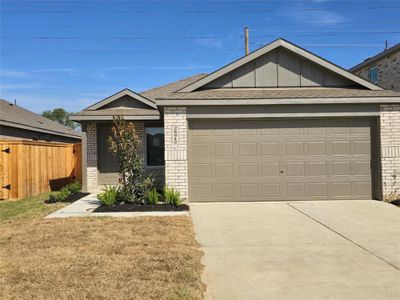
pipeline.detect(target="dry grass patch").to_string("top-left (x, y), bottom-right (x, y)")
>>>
top-left (0, 216), bottom-right (204, 300)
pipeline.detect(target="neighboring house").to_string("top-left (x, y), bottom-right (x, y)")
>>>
top-left (350, 43), bottom-right (400, 92)
top-left (0, 99), bottom-right (81, 143)
top-left (71, 39), bottom-right (400, 201)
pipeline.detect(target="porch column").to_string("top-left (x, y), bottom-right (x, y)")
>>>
top-left (380, 104), bottom-right (400, 199)
top-left (164, 107), bottom-right (188, 200)
top-left (86, 122), bottom-right (98, 192)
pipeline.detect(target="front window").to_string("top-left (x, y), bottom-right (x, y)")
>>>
top-left (145, 127), bottom-right (165, 166)
top-left (368, 66), bottom-right (378, 83)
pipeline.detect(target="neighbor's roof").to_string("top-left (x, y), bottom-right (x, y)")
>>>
top-left (0, 99), bottom-right (81, 139)
top-left (350, 43), bottom-right (400, 72)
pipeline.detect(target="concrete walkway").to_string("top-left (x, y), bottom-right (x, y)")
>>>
top-left (45, 194), bottom-right (101, 218)
top-left (46, 194), bottom-right (189, 218)
top-left (191, 200), bottom-right (400, 300)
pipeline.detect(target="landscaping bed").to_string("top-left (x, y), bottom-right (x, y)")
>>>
top-left (94, 203), bottom-right (189, 212)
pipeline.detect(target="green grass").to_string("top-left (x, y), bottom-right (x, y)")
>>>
top-left (0, 193), bottom-right (66, 222)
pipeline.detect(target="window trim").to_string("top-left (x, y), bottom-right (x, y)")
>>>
top-left (144, 126), bottom-right (165, 168)
top-left (368, 66), bottom-right (378, 84)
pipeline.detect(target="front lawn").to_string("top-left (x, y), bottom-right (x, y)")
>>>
top-left (0, 193), bottom-right (66, 221)
top-left (0, 195), bottom-right (204, 299)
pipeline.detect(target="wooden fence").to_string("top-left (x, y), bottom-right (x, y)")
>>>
top-left (0, 140), bottom-right (81, 200)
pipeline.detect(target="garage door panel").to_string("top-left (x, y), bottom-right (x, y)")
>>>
top-left (286, 161), bottom-right (305, 176)
top-left (215, 163), bottom-right (233, 177)
top-left (239, 143), bottom-right (257, 156)
top-left (215, 143), bottom-right (233, 156)
top-left (331, 182), bottom-right (352, 197)
top-left (354, 141), bottom-right (371, 154)
top-left (192, 164), bottom-right (212, 177)
top-left (261, 162), bottom-right (280, 176)
top-left (192, 143), bottom-right (211, 158)
top-left (308, 183), bottom-right (328, 197)
top-left (261, 142), bottom-right (280, 155)
top-left (354, 182), bottom-right (372, 196)
top-left (215, 184), bottom-right (234, 199)
top-left (308, 162), bottom-right (327, 176)
top-left (240, 184), bottom-right (258, 198)
top-left (239, 163), bottom-right (258, 177)
top-left (261, 183), bottom-right (282, 197)
top-left (285, 142), bottom-right (305, 155)
top-left (189, 119), bottom-right (373, 201)
top-left (307, 141), bottom-right (326, 155)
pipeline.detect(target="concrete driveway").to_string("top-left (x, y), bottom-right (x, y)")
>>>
top-left (190, 200), bottom-right (400, 300)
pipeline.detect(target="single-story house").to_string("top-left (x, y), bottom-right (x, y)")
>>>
top-left (71, 39), bottom-right (400, 201)
top-left (0, 99), bottom-right (81, 143)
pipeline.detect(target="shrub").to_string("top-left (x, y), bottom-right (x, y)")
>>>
top-left (147, 188), bottom-right (159, 205)
top-left (65, 181), bottom-right (81, 194)
top-left (108, 115), bottom-right (154, 203)
top-left (97, 185), bottom-right (119, 206)
top-left (163, 186), bottom-right (182, 206)
top-left (48, 187), bottom-right (71, 203)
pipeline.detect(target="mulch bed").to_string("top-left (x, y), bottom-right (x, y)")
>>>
top-left (94, 203), bottom-right (189, 213)
top-left (390, 199), bottom-right (400, 207)
top-left (44, 192), bottom-right (90, 204)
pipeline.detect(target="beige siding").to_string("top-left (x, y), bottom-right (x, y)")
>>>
top-left (203, 47), bottom-right (357, 89)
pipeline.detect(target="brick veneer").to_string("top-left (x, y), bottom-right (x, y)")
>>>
top-left (86, 122), bottom-right (98, 191)
top-left (380, 104), bottom-right (400, 198)
top-left (85, 121), bottom-right (164, 192)
top-left (164, 107), bottom-right (188, 199)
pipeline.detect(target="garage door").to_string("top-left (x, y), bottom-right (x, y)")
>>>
top-left (188, 119), bottom-right (374, 202)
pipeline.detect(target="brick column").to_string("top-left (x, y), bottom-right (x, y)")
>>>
top-left (380, 104), bottom-right (400, 199)
top-left (164, 107), bottom-right (188, 199)
top-left (86, 122), bottom-right (98, 192)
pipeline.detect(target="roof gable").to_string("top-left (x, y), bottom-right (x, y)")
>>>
top-left (85, 88), bottom-right (157, 111)
top-left (179, 39), bottom-right (382, 92)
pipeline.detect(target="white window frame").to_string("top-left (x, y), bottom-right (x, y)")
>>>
top-left (368, 66), bottom-right (378, 84)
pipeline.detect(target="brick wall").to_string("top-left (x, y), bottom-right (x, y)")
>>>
top-left (86, 122), bottom-right (98, 191)
top-left (355, 50), bottom-right (400, 92)
top-left (380, 104), bottom-right (400, 199)
top-left (164, 107), bottom-right (188, 199)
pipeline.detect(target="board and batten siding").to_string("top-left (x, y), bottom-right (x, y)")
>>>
top-left (204, 47), bottom-right (355, 89)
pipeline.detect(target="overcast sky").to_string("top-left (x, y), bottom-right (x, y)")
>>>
top-left (1, 0), bottom-right (399, 113)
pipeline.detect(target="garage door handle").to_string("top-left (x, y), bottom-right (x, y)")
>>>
top-left (280, 169), bottom-right (285, 173)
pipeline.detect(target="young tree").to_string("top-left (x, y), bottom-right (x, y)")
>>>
top-left (108, 115), bottom-right (153, 203)
top-left (42, 108), bottom-right (78, 129)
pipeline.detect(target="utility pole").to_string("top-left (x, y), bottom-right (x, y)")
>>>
top-left (244, 27), bottom-right (249, 55)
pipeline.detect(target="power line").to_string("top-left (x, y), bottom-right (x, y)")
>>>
top-left (1, 36), bottom-right (232, 40)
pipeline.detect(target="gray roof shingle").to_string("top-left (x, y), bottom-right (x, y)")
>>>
top-left (0, 99), bottom-right (81, 139)
top-left (157, 87), bottom-right (400, 100)
top-left (72, 107), bottom-right (159, 116)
